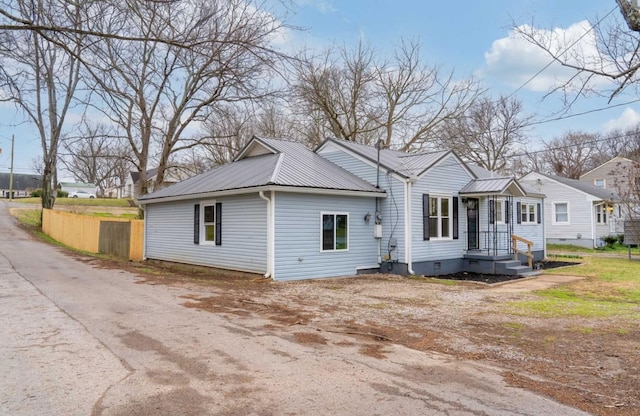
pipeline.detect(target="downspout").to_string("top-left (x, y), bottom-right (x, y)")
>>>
top-left (405, 179), bottom-right (415, 275)
top-left (259, 191), bottom-right (273, 278)
top-left (376, 140), bottom-right (383, 265)
top-left (141, 203), bottom-right (147, 260)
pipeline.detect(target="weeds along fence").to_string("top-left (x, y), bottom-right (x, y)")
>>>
top-left (42, 209), bottom-right (143, 261)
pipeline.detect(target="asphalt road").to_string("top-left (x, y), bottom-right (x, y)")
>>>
top-left (0, 201), bottom-right (590, 416)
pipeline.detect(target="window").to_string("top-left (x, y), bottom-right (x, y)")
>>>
top-left (194, 201), bottom-right (221, 245)
top-left (203, 204), bottom-right (216, 242)
top-left (596, 204), bottom-right (607, 224)
top-left (594, 179), bottom-right (605, 188)
top-left (429, 195), bottom-right (451, 239)
top-left (322, 213), bottom-right (348, 251)
top-left (553, 202), bottom-right (569, 224)
top-left (495, 199), bottom-right (505, 224)
top-left (520, 202), bottom-right (537, 224)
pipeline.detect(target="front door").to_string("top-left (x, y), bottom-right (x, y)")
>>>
top-left (467, 198), bottom-right (479, 250)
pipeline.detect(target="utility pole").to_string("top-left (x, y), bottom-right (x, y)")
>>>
top-left (9, 134), bottom-right (14, 202)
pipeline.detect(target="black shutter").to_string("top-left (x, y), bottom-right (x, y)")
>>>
top-left (422, 194), bottom-right (429, 241)
top-left (537, 203), bottom-right (541, 224)
top-left (453, 197), bottom-right (459, 240)
top-left (489, 199), bottom-right (495, 224)
top-left (194, 204), bottom-right (200, 244)
top-left (505, 200), bottom-right (510, 224)
top-left (516, 202), bottom-right (522, 224)
top-left (215, 202), bottom-right (222, 246)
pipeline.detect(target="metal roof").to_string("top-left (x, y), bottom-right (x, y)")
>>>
top-left (139, 137), bottom-right (384, 202)
top-left (319, 138), bottom-right (452, 178)
top-left (459, 176), bottom-right (530, 196)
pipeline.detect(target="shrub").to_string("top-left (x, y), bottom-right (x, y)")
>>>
top-left (602, 235), bottom-right (618, 247)
top-left (30, 189), bottom-right (42, 198)
top-left (617, 233), bottom-right (625, 245)
top-left (56, 190), bottom-right (68, 198)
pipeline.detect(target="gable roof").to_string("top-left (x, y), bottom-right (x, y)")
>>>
top-left (139, 137), bottom-right (385, 203)
top-left (579, 156), bottom-right (635, 180)
top-left (459, 177), bottom-right (527, 196)
top-left (317, 137), bottom-right (462, 179)
top-left (0, 173), bottom-right (41, 190)
top-left (531, 172), bottom-right (618, 201)
top-left (130, 168), bottom-right (158, 184)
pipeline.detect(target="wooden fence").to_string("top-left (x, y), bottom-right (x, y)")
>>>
top-left (42, 209), bottom-right (144, 260)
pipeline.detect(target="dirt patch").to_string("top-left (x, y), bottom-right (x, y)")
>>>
top-left (32, 249), bottom-right (639, 416)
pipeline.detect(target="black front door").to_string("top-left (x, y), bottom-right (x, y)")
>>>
top-left (467, 198), bottom-right (479, 250)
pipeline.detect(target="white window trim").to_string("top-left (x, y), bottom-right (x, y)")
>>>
top-left (320, 212), bottom-right (349, 252)
top-left (429, 194), bottom-right (453, 240)
top-left (495, 199), bottom-right (506, 225)
top-left (594, 179), bottom-right (605, 188)
top-left (596, 204), bottom-right (608, 225)
top-left (200, 200), bottom-right (217, 245)
top-left (552, 201), bottom-right (570, 225)
top-left (520, 202), bottom-right (537, 224)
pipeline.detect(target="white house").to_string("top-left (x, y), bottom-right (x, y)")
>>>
top-left (520, 172), bottom-right (619, 248)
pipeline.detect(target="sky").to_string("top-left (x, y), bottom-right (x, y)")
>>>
top-left (1, 0), bottom-right (638, 177)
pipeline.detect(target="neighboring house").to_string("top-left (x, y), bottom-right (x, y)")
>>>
top-left (123, 167), bottom-right (192, 199)
top-left (579, 156), bottom-right (639, 229)
top-left (520, 172), bottom-right (619, 248)
top-left (59, 182), bottom-right (97, 196)
top-left (0, 173), bottom-right (41, 198)
top-left (139, 137), bottom-right (545, 281)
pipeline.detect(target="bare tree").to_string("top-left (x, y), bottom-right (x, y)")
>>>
top-left (539, 131), bottom-right (601, 178)
top-left (516, 5), bottom-right (640, 104)
top-left (438, 96), bottom-right (532, 172)
top-left (82, 0), bottom-right (288, 198)
top-left (291, 39), bottom-right (481, 150)
top-left (0, 0), bottom-right (84, 209)
top-left (61, 120), bottom-right (132, 196)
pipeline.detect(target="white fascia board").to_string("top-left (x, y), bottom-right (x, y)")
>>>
top-left (139, 185), bottom-right (386, 205)
top-left (316, 140), bottom-right (409, 182)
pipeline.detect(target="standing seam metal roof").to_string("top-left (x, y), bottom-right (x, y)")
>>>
top-left (139, 137), bottom-right (383, 201)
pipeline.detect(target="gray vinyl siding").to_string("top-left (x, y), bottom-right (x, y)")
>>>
top-left (145, 193), bottom-right (267, 274)
top-left (320, 151), bottom-right (380, 185)
top-left (511, 197), bottom-right (545, 253)
top-left (412, 156), bottom-right (472, 261)
top-left (319, 150), bottom-right (407, 263)
top-left (274, 192), bottom-right (378, 281)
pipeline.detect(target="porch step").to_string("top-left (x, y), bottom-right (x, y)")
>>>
top-left (495, 260), bottom-right (532, 276)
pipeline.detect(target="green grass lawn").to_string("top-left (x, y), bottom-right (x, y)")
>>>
top-left (17, 197), bottom-right (132, 207)
top-left (509, 256), bottom-right (640, 319)
top-left (547, 242), bottom-right (640, 255)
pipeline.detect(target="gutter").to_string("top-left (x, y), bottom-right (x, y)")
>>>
top-left (404, 179), bottom-right (416, 275)
top-left (259, 191), bottom-right (274, 279)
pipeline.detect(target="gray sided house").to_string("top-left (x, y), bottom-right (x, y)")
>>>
top-left (139, 137), bottom-right (545, 281)
top-left (520, 172), bottom-right (619, 248)
top-left (0, 173), bottom-right (41, 197)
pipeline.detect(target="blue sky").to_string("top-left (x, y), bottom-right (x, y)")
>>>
top-left (1, 0), bottom-right (636, 176)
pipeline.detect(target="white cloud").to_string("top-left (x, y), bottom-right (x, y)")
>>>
top-left (604, 107), bottom-right (640, 132)
top-left (295, 0), bottom-right (336, 14)
top-left (481, 20), bottom-right (611, 93)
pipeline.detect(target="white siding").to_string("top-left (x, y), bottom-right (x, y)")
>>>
top-left (412, 156), bottom-right (472, 261)
top-left (145, 193), bottom-right (267, 273)
top-left (274, 192), bottom-right (378, 281)
top-left (521, 174), bottom-right (595, 243)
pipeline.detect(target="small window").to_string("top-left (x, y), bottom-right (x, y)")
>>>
top-left (521, 202), bottom-right (537, 224)
top-left (594, 179), bottom-right (605, 188)
top-left (200, 201), bottom-right (217, 244)
top-left (554, 202), bottom-right (569, 224)
top-left (596, 204), bottom-right (607, 225)
top-left (429, 195), bottom-right (452, 239)
top-left (495, 199), bottom-right (505, 224)
top-left (322, 213), bottom-right (348, 251)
